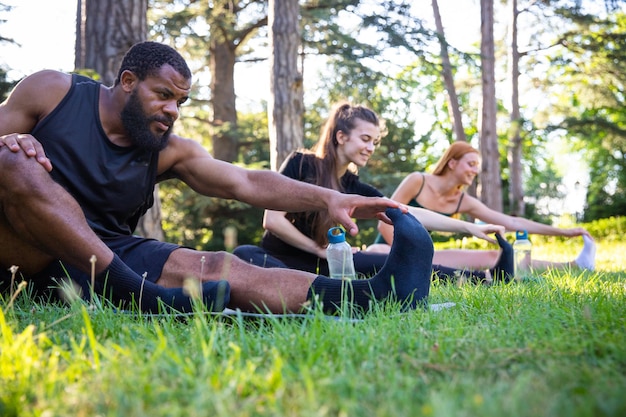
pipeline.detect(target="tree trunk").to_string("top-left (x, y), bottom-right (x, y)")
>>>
top-left (209, 27), bottom-right (238, 163)
top-left (431, 0), bottom-right (466, 143)
top-left (431, 0), bottom-right (477, 205)
top-left (268, 0), bottom-right (304, 171)
top-left (507, 0), bottom-right (524, 216)
top-left (479, 0), bottom-right (503, 212)
top-left (134, 186), bottom-right (164, 240)
top-left (75, 0), bottom-right (147, 85)
top-left (75, 0), bottom-right (163, 241)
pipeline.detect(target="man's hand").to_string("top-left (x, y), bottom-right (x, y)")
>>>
top-left (0, 133), bottom-right (52, 172)
top-left (327, 195), bottom-right (406, 236)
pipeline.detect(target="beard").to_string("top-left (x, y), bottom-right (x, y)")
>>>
top-left (120, 90), bottom-right (173, 152)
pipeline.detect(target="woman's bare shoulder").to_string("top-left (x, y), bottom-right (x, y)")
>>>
top-left (402, 171), bottom-right (427, 186)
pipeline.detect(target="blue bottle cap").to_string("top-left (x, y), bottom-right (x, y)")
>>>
top-left (327, 227), bottom-right (346, 243)
top-left (515, 230), bottom-right (528, 240)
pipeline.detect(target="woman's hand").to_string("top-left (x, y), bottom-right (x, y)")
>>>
top-left (467, 223), bottom-right (506, 244)
top-left (560, 227), bottom-right (594, 239)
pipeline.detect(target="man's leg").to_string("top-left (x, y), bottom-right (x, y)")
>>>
top-left (160, 209), bottom-right (434, 313)
top-left (310, 208), bottom-right (433, 311)
top-left (0, 149), bottom-right (117, 275)
top-left (0, 149), bottom-right (227, 312)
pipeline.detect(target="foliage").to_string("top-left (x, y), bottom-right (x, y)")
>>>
top-left (143, 0), bottom-right (624, 247)
top-left (160, 180), bottom-right (265, 251)
top-left (304, 1), bottom-right (572, 225)
top-left (149, 0), bottom-right (446, 248)
top-left (160, 109), bottom-right (270, 250)
top-left (578, 215), bottom-right (626, 241)
top-left (0, 2), bottom-right (16, 100)
top-left (236, 108), bottom-right (272, 168)
top-left (0, 67), bottom-right (14, 101)
top-left (540, 10), bottom-right (626, 221)
top-left (435, 215), bottom-right (625, 251)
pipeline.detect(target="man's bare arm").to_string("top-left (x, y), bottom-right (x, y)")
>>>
top-left (0, 70), bottom-right (72, 171)
top-left (162, 137), bottom-right (403, 235)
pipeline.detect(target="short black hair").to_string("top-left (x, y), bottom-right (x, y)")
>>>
top-left (114, 41), bottom-right (192, 85)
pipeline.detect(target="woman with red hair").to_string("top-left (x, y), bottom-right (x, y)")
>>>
top-left (377, 141), bottom-right (596, 272)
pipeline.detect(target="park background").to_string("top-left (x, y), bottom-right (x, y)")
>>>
top-left (1, 0), bottom-right (624, 252)
top-left (0, 1), bottom-right (625, 416)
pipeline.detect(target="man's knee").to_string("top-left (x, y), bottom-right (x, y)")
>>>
top-left (0, 146), bottom-right (30, 171)
top-left (0, 149), bottom-right (51, 198)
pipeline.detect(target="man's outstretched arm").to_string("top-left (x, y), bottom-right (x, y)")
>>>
top-left (162, 136), bottom-right (404, 236)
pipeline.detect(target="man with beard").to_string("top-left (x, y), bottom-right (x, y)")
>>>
top-left (0, 41), bottom-right (435, 315)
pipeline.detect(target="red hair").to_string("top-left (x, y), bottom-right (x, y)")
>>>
top-left (432, 142), bottom-right (479, 175)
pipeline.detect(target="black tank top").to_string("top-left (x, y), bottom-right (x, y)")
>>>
top-left (31, 74), bottom-right (158, 237)
top-left (373, 173), bottom-right (465, 244)
top-left (410, 172), bottom-right (464, 216)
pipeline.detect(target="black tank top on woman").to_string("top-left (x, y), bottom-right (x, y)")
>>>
top-left (373, 172), bottom-right (465, 244)
top-left (262, 152), bottom-right (382, 257)
top-left (31, 74), bottom-right (159, 237)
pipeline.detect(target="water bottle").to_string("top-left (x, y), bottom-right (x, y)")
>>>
top-left (513, 230), bottom-right (532, 279)
top-left (326, 227), bottom-right (356, 280)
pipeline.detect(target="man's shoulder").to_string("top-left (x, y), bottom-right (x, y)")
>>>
top-left (18, 70), bottom-right (73, 107)
top-left (163, 134), bottom-right (206, 153)
top-left (0, 70), bottom-right (74, 133)
top-left (23, 70), bottom-right (72, 90)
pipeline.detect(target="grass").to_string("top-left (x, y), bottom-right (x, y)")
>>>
top-left (1, 240), bottom-right (624, 417)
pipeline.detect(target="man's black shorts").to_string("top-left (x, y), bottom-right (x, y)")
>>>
top-left (0, 235), bottom-right (180, 302)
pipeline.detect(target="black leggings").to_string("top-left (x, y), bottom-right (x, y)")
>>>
top-left (232, 244), bottom-right (386, 277)
top-left (232, 244), bottom-right (486, 282)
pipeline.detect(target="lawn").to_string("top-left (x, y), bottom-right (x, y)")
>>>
top-left (1, 239), bottom-right (624, 417)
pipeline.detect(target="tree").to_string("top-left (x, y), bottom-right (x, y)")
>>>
top-left (543, 8), bottom-right (626, 220)
top-left (430, 0), bottom-right (481, 206)
top-left (0, 3), bottom-right (17, 100)
top-left (146, 1), bottom-right (269, 249)
top-left (0, 67), bottom-right (13, 101)
top-left (0, 2), bottom-right (14, 45)
top-left (152, 1), bottom-right (431, 168)
top-left (479, 0), bottom-right (503, 212)
top-left (75, 0), bottom-right (164, 240)
top-left (431, 0), bottom-right (466, 143)
top-left (151, 1), bottom-right (268, 163)
top-left (148, 0), bottom-right (425, 248)
top-left (268, 0), bottom-right (303, 171)
top-left (507, 0), bottom-right (524, 216)
top-left (207, 3), bottom-right (244, 162)
top-left (75, 0), bottom-right (147, 83)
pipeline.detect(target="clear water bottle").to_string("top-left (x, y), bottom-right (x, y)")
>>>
top-left (513, 230), bottom-right (532, 279)
top-left (326, 227), bottom-right (356, 280)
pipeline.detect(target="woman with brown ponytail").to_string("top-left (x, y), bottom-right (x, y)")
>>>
top-left (234, 103), bottom-right (513, 282)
